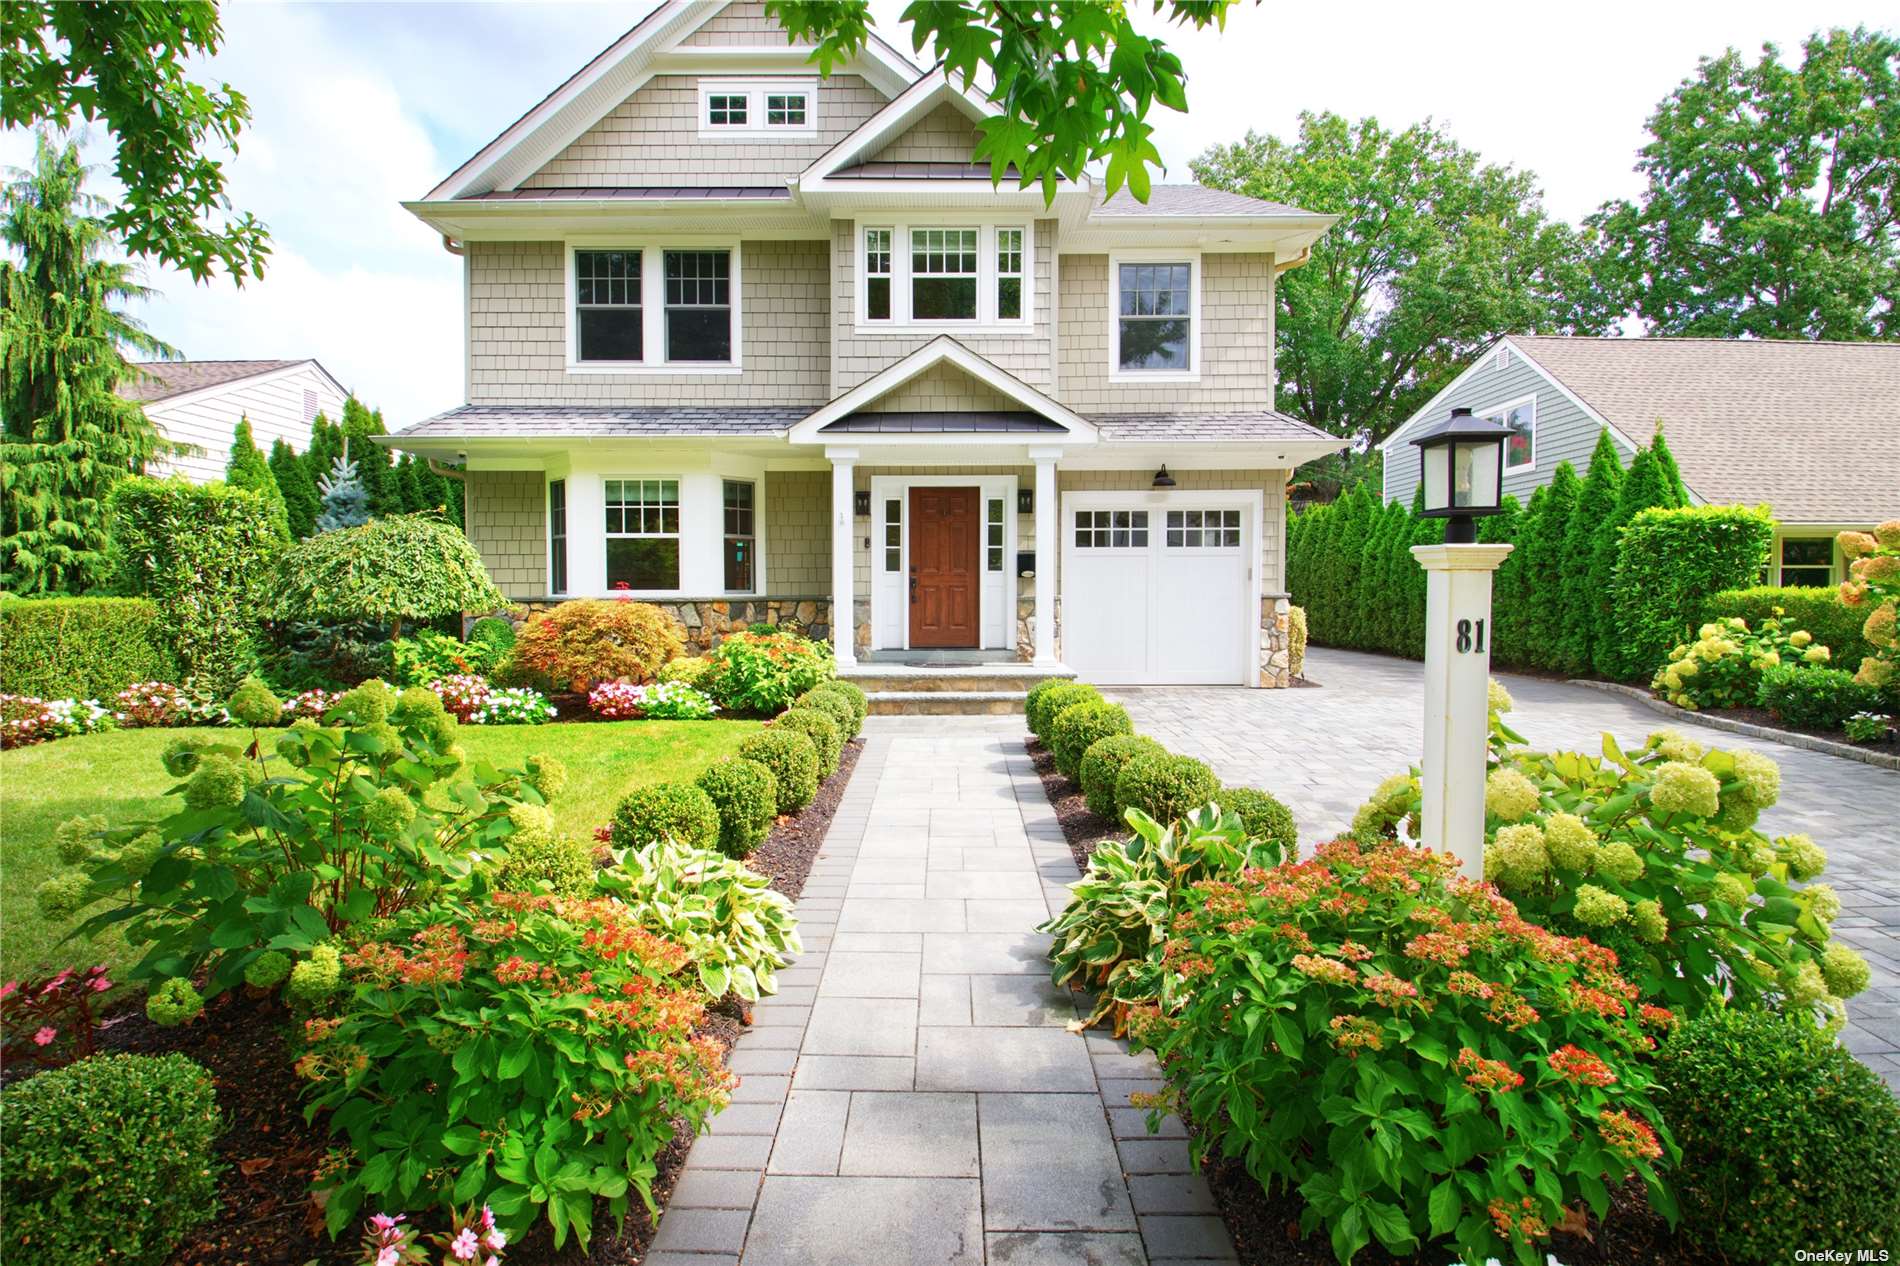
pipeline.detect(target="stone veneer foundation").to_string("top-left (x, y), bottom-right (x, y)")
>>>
top-left (498, 596), bottom-right (832, 657)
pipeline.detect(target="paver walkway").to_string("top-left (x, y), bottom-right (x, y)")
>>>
top-left (1108, 646), bottom-right (1900, 1084)
top-left (649, 717), bottom-right (1234, 1266)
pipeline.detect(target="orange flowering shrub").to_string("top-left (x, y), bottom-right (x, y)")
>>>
top-left (511, 599), bottom-right (684, 692)
top-left (1129, 838), bottom-right (1675, 1266)
top-left (701, 630), bottom-right (833, 715)
top-left (299, 889), bottom-right (733, 1252)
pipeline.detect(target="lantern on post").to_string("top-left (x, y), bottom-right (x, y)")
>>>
top-left (1408, 405), bottom-right (1514, 876)
top-left (1410, 406), bottom-right (1509, 543)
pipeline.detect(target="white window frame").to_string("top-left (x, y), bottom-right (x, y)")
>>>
top-left (1107, 249), bottom-right (1201, 383)
top-left (564, 240), bottom-right (743, 375)
top-left (1775, 535), bottom-right (1837, 587)
top-left (696, 78), bottom-right (818, 138)
top-left (547, 476), bottom-right (569, 596)
top-left (854, 218), bottom-right (1033, 334)
top-left (722, 477), bottom-right (758, 596)
top-left (603, 475), bottom-right (684, 595)
top-left (1479, 393), bottom-right (1537, 472)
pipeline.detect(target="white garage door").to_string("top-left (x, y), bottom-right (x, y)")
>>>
top-left (1060, 491), bottom-right (1257, 685)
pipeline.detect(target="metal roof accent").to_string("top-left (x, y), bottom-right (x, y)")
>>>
top-left (820, 410), bottom-right (1066, 434)
top-left (462, 186), bottom-right (791, 201)
top-left (1087, 412), bottom-right (1341, 442)
top-left (389, 404), bottom-right (807, 440)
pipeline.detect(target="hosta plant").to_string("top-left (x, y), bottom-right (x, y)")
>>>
top-left (1040, 805), bottom-right (1280, 1031)
top-left (598, 837), bottom-right (802, 1000)
top-left (1131, 839), bottom-right (1676, 1266)
top-left (1649, 614), bottom-right (1831, 711)
top-left (40, 679), bottom-right (562, 1005)
top-left (1354, 694), bottom-right (1867, 1024)
top-left (298, 889), bottom-right (732, 1249)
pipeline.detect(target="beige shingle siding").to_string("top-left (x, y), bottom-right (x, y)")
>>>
top-left (765, 470), bottom-right (830, 590)
top-left (831, 218), bottom-right (1057, 394)
top-left (861, 360), bottom-right (1019, 413)
top-left (467, 470), bottom-right (547, 599)
top-left (523, 74), bottom-right (887, 187)
top-left (1057, 253), bottom-right (1274, 412)
top-left (866, 103), bottom-right (982, 162)
top-left (465, 239), bottom-right (829, 405)
top-left (681, 0), bottom-right (790, 45)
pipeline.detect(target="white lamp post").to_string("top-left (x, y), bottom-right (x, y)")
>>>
top-left (1409, 407), bottom-right (1513, 875)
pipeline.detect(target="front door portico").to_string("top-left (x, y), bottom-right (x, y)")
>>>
top-left (908, 486), bottom-right (981, 648)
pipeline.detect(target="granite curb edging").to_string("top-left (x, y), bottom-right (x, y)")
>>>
top-left (1568, 679), bottom-right (1900, 771)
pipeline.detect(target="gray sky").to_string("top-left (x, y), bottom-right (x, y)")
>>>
top-left (4, 0), bottom-right (1891, 428)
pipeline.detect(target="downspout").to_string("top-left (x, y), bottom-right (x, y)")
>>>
top-left (440, 234), bottom-right (464, 256)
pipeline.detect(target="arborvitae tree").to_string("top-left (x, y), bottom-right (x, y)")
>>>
top-left (340, 397), bottom-right (400, 518)
top-left (1523, 461), bottom-right (1580, 669)
top-left (1332, 487), bottom-right (1373, 646)
top-left (1483, 494), bottom-right (1528, 667)
top-left (315, 445), bottom-right (371, 533)
top-left (305, 411), bottom-right (343, 482)
top-left (1303, 502), bottom-right (1342, 644)
top-left (1561, 431), bottom-right (1625, 676)
top-left (225, 417), bottom-right (286, 529)
top-left (1356, 501), bottom-right (1399, 652)
top-left (270, 437), bottom-right (320, 539)
top-left (1, 133), bottom-right (173, 594)
top-left (1287, 508), bottom-right (1310, 612)
top-left (1401, 500), bottom-right (1445, 658)
top-left (1647, 424), bottom-right (1689, 506)
top-left (1592, 427), bottom-right (1686, 679)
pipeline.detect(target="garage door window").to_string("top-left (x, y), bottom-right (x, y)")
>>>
top-left (1076, 509), bottom-right (1148, 548)
top-left (1166, 508), bottom-right (1241, 548)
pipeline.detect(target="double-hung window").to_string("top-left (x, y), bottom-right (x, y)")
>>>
top-left (865, 229), bottom-right (892, 321)
top-left (724, 479), bottom-right (756, 592)
top-left (665, 250), bottom-right (731, 362)
top-left (571, 245), bottom-right (738, 369)
top-left (1115, 261), bottom-right (1193, 373)
top-left (1780, 538), bottom-right (1835, 587)
top-left (605, 479), bottom-right (680, 591)
top-left (911, 228), bottom-right (978, 321)
top-left (548, 479), bottom-right (568, 595)
top-left (575, 250), bottom-right (642, 362)
top-left (996, 229), bottom-right (1024, 321)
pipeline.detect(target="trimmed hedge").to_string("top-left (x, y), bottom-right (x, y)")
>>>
top-left (1027, 679), bottom-right (1100, 739)
top-left (696, 757), bottom-right (778, 857)
top-left (1612, 505), bottom-right (1775, 682)
top-left (796, 687), bottom-right (860, 741)
top-left (1114, 752), bottom-right (1219, 826)
top-left (0, 1052), bottom-right (222, 1266)
top-left (1079, 734), bottom-right (1167, 822)
top-left (738, 728), bottom-right (820, 814)
top-left (775, 707), bottom-right (842, 773)
top-left (1049, 701), bottom-right (1133, 779)
top-left (816, 678), bottom-right (869, 732)
top-left (609, 781), bottom-right (720, 852)
top-left (1216, 786), bottom-right (1298, 854)
top-left (1705, 586), bottom-right (1875, 671)
top-left (1756, 663), bottom-right (1885, 732)
top-left (0, 597), bottom-right (177, 698)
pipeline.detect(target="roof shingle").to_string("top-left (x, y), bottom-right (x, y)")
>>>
top-left (118, 359), bottom-right (301, 403)
top-left (1094, 185), bottom-right (1317, 218)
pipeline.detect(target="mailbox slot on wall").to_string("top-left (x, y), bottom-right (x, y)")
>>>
top-left (1016, 551), bottom-right (1036, 578)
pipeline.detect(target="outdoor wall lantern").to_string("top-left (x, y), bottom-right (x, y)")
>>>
top-left (1151, 466), bottom-right (1177, 489)
top-left (1411, 406), bottom-right (1510, 543)
top-left (1017, 488), bottom-right (1034, 514)
top-left (853, 490), bottom-right (871, 517)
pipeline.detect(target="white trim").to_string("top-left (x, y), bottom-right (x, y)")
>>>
top-left (868, 473), bottom-right (1018, 652)
top-left (131, 358), bottom-right (349, 416)
top-left (1771, 530), bottom-right (1842, 588)
top-left (1107, 250), bottom-right (1201, 384)
top-left (563, 239), bottom-right (744, 374)
top-left (1476, 392), bottom-right (1537, 473)
top-left (852, 217), bottom-right (1034, 333)
top-left (1379, 335), bottom-right (1642, 456)
top-left (695, 77), bottom-right (818, 138)
top-left (797, 67), bottom-right (998, 187)
top-left (789, 336), bottom-right (1097, 443)
top-left (721, 473), bottom-right (762, 596)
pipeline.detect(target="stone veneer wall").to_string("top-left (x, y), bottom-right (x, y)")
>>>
top-left (507, 598), bottom-right (833, 657)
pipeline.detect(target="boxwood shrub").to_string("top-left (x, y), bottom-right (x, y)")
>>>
top-left (0, 596), bottom-right (178, 699)
top-left (810, 679), bottom-right (868, 734)
top-left (695, 757), bottom-right (778, 856)
top-left (1080, 734), bottom-right (1167, 821)
top-left (1757, 663), bottom-right (1886, 731)
top-left (738, 728), bottom-right (820, 814)
top-left (609, 781), bottom-right (720, 852)
top-left (1027, 679), bottom-right (1100, 740)
top-left (1114, 752), bottom-right (1219, 826)
top-left (1216, 786), bottom-right (1299, 857)
top-left (797, 686), bottom-right (860, 740)
top-left (0, 1052), bottom-right (222, 1266)
top-left (775, 706), bottom-right (842, 773)
top-left (1656, 1007), bottom-right (1900, 1261)
top-left (1049, 700), bottom-right (1133, 779)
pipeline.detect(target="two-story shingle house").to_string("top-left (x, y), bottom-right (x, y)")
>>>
top-left (388, 0), bottom-right (1343, 693)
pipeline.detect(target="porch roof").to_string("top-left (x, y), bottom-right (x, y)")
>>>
top-left (387, 403), bottom-right (804, 441)
top-left (820, 410), bottom-right (1065, 434)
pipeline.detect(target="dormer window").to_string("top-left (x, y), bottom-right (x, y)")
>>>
top-left (698, 79), bottom-right (816, 137)
top-left (857, 221), bottom-right (1031, 330)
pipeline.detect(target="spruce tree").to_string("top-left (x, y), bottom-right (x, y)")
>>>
top-left (270, 437), bottom-right (320, 539)
top-left (1561, 431), bottom-right (1624, 676)
top-left (225, 417), bottom-right (286, 529)
top-left (1524, 461), bottom-right (1580, 669)
top-left (1, 133), bottom-right (173, 593)
top-left (315, 444), bottom-right (371, 533)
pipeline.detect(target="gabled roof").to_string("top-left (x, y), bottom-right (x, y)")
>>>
top-left (118, 359), bottom-right (344, 405)
top-left (790, 336), bottom-right (1096, 444)
top-left (797, 65), bottom-right (1004, 190)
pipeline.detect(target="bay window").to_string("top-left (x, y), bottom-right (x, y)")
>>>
top-left (605, 478), bottom-right (680, 591)
top-left (548, 478), bottom-right (568, 595)
top-left (723, 479), bottom-right (756, 592)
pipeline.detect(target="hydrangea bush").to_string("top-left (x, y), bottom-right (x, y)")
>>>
top-left (1650, 614), bottom-right (1831, 711)
top-left (1353, 690), bottom-right (1867, 1024)
top-left (1838, 520), bottom-right (1900, 695)
top-left (1130, 839), bottom-right (1676, 1266)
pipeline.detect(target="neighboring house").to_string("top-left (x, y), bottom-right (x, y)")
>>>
top-left (1379, 336), bottom-right (1900, 588)
top-left (119, 359), bottom-right (349, 484)
top-left (387, 0), bottom-right (1344, 688)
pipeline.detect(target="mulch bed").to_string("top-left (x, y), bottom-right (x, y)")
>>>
top-left (1026, 739), bottom-right (1129, 873)
top-left (68, 738), bottom-right (866, 1265)
top-left (1698, 702), bottom-right (1898, 753)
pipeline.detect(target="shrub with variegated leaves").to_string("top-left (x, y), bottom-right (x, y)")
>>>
top-left (599, 836), bottom-right (801, 1000)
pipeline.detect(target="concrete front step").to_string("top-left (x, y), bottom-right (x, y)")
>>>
top-left (842, 664), bottom-right (1075, 695)
top-left (866, 690), bottom-right (1027, 716)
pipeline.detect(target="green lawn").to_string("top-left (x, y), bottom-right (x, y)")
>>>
top-left (0, 719), bottom-right (762, 979)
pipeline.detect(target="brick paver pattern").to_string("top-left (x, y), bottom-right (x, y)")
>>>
top-left (1109, 647), bottom-right (1900, 1086)
top-left (649, 717), bottom-right (1234, 1266)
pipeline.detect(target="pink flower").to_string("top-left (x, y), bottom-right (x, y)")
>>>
top-left (32, 1026), bottom-right (56, 1046)
top-left (451, 1227), bottom-right (479, 1260)
top-left (480, 1206), bottom-right (496, 1230)
top-left (91, 975), bottom-right (112, 992)
top-left (375, 1248), bottom-right (399, 1266)
top-left (369, 1213), bottom-right (402, 1233)
top-left (483, 1227), bottom-right (507, 1250)
top-left (1, 980), bottom-right (18, 999)
top-left (485, 1258), bottom-right (499, 1266)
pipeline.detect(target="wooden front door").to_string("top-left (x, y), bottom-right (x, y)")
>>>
top-left (909, 486), bottom-right (981, 647)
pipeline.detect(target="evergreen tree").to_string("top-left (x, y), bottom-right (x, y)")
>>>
top-left (1561, 431), bottom-right (1625, 676)
top-left (1304, 504), bottom-right (1342, 644)
top-left (1, 133), bottom-right (173, 593)
top-left (1401, 499), bottom-right (1445, 658)
top-left (1332, 487), bottom-right (1372, 646)
top-left (1591, 427), bottom-right (1686, 678)
top-left (1647, 424), bottom-right (1689, 506)
top-left (225, 417), bottom-right (286, 529)
top-left (340, 397), bottom-right (400, 518)
top-left (315, 444), bottom-right (371, 533)
top-left (1523, 461), bottom-right (1580, 669)
top-left (1356, 501), bottom-right (1399, 652)
top-left (270, 437), bottom-right (320, 539)
top-left (1483, 494), bottom-right (1528, 666)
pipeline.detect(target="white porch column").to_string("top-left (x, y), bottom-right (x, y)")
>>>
top-left (1412, 542), bottom-right (1513, 876)
top-left (1031, 448), bottom-right (1060, 666)
top-left (829, 448), bottom-right (858, 670)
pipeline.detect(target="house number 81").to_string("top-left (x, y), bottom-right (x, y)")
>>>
top-left (1456, 618), bottom-right (1487, 654)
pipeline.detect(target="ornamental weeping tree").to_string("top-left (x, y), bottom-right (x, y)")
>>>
top-left (0, 133), bottom-right (175, 594)
top-left (269, 513), bottom-right (508, 641)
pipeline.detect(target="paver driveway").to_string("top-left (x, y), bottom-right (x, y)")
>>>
top-left (649, 718), bottom-right (1234, 1266)
top-left (1107, 646), bottom-right (1900, 1084)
